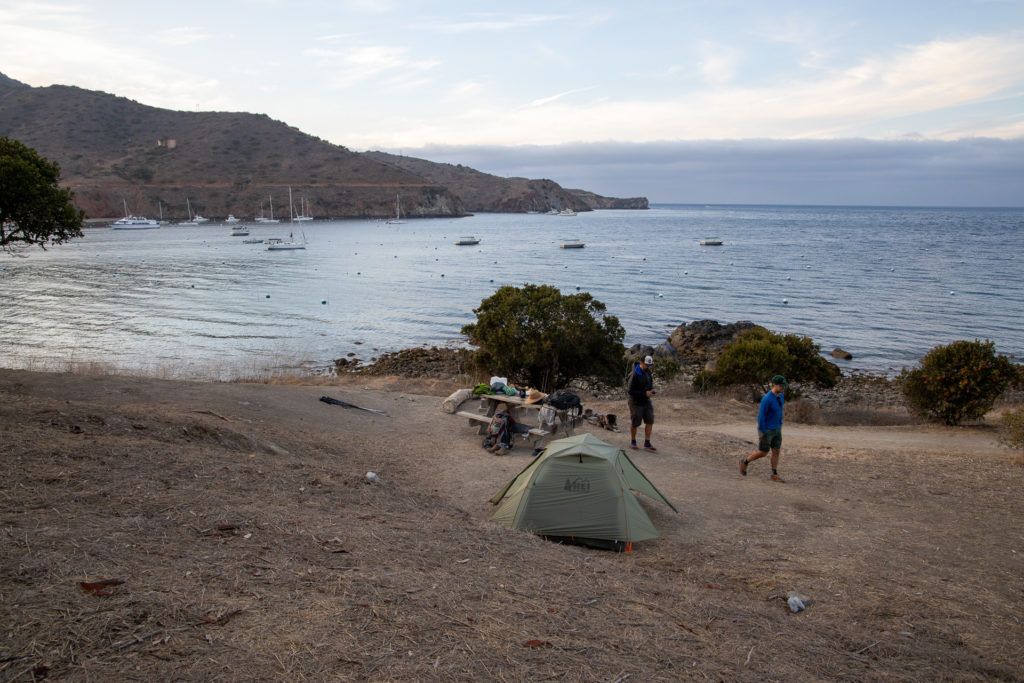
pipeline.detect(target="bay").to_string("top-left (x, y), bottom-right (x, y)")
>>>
top-left (1, 204), bottom-right (1021, 378)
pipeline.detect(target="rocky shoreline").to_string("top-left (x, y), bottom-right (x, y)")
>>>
top-left (335, 319), bottom-right (909, 411)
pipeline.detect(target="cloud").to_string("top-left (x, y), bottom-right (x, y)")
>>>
top-left (303, 45), bottom-right (440, 89)
top-left (697, 40), bottom-right (741, 86)
top-left (527, 86), bottom-right (597, 108)
top-left (343, 33), bottom-right (1024, 146)
top-left (421, 13), bottom-right (565, 34)
top-left (156, 26), bottom-right (213, 46)
top-left (0, 3), bottom-right (228, 111)
top-left (397, 138), bottom-right (1024, 207)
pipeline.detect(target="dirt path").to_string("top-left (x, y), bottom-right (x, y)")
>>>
top-left (2, 369), bottom-right (1021, 681)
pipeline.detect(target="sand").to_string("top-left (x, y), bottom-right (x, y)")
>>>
top-left (1, 368), bottom-right (1021, 681)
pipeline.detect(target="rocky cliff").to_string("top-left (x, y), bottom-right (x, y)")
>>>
top-left (566, 189), bottom-right (649, 210)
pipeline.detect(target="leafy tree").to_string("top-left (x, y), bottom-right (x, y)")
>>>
top-left (0, 137), bottom-right (84, 252)
top-left (461, 284), bottom-right (625, 392)
top-left (900, 339), bottom-right (1016, 425)
top-left (694, 326), bottom-right (840, 398)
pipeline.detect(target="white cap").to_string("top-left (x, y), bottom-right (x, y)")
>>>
top-left (644, 355), bottom-right (654, 365)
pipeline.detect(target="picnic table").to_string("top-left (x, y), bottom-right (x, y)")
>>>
top-left (455, 393), bottom-right (577, 452)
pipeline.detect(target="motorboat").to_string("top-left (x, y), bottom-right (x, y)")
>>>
top-left (112, 199), bottom-right (160, 229)
top-left (558, 208), bottom-right (577, 216)
top-left (454, 236), bottom-right (480, 245)
top-left (546, 209), bottom-right (560, 215)
top-left (230, 224), bottom-right (250, 236)
top-left (112, 216), bottom-right (160, 229)
top-left (699, 238), bottom-right (724, 246)
top-left (224, 214), bottom-right (240, 224)
top-left (560, 240), bottom-right (585, 249)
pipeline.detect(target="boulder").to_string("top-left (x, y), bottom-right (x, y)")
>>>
top-left (831, 348), bottom-right (854, 360)
top-left (667, 320), bottom-right (758, 364)
top-left (625, 344), bottom-right (656, 363)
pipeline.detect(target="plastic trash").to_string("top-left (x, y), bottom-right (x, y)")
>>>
top-left (365, 471), bottom-right (380, 484)
top-left (787, 592), bottom-right (806, 613)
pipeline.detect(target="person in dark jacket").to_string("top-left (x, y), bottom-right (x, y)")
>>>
top-left (739, 375), bottom-right (787, 482)
top-left (627, 355), bottom-right (657, 452)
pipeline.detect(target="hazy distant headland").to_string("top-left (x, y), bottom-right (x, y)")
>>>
top-left (0, 73), bottom-right (646, 220)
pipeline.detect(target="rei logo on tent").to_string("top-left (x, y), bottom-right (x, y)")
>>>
top-left (564, 477), bottom-right (591, 493)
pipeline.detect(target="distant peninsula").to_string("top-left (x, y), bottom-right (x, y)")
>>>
top-left (0, 73), bottom-right (647, 220)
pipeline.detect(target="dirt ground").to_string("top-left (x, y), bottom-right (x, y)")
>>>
top-left (1, 368), bottom-right (1022, 682)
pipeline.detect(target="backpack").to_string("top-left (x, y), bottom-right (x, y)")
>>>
top-left (482, 411), bottom-right (514, 450)
top-left (545, 389), bottom-right (582, 412)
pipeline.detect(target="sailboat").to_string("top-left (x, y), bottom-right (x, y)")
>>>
top-left (294, 196), bottom-right (313, 222)
top-left (176, 198), bottom-right (200, 226)
top-left (268, 187), bottom-right (306, 250)
top-left (255, 195), bottom-right (280, 224)
top-left (112, 199), bottom-right (159, 229)
top-left (386, 194), bottom-right (405, 224)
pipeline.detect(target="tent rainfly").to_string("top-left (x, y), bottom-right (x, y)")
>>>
top-left (489, 433), bottom-right (677, 550)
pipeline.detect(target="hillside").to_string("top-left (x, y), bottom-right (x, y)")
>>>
top-left (0, 75), bottom-right (462, 220)
top-left (365, 151), bottom-right (648, 213)
top-left (0, 74), bottom-right (647, 220)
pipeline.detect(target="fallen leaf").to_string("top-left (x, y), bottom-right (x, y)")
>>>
top-left (522, 639), bottom-right (553, 649)
top-left (79, 578), bottom-right (124, 596)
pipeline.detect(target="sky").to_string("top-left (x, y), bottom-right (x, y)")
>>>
top-left (2, 0), bottom-right (1023, 205)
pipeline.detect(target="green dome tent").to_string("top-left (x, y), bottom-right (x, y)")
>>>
top-left (489, 433), bottom-right (677, 550)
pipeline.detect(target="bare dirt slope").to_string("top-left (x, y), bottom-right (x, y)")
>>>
top-left (2, 369), bottom-right (1021, 681)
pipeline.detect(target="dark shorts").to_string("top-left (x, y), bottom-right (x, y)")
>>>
top-left (628, 400), bottom-right (654, 428)
top-left (758, 429), bottom-right (782, 452)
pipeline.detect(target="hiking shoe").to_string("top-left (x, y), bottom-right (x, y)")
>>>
top-left (630, 440), bottom-right (638, 450)
top-left (643, 442), bottom-right (657, 452)
top-left (739, 458), bottom-right (748, 476)
top-left (770, 473), bottom-right (785, 483)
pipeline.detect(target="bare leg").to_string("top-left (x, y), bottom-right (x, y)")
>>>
top-left (747, 449), bottom-right (768, 464)
top-left (630, 425), bottom-right (638, 442)
top-left (644, 424), bottom-right (653, 441)
top-left (770, 448), bottom-right (781, 470)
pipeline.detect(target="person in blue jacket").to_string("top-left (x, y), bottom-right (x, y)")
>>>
top-left (739, 375), bottom-right (787, 482)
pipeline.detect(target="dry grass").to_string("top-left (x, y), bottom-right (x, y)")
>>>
top-left (2, 369), bottom-right (1022, 681)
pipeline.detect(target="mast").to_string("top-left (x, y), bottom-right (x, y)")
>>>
top-left (269, 195), bottom-right (274, 221)
top-left (288, 186), bottom-right (294, 223)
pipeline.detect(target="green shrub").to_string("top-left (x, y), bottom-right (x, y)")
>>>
top-left (999, 406), bottom-right (1024, 455)
top-left (461, 284), bottom-right (625, 392)
top-left (900, 340), bottom-right (1016, 425)
top-left (693, 326), bottom-right (840, 398)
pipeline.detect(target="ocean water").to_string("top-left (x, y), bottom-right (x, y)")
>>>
top-left (1, 205), bottom-right (1021, 378)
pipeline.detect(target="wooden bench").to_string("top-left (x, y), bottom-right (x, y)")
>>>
top-left (455, 410), bottom-right (549, 436)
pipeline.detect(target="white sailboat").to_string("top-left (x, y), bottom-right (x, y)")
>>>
top-left (255, 195), bottom-right (280, 224)
top-left (386, 194), bottom-right (405, 224)
top-left (294, 196), bottom-right (313, 222)
top-left (267, 187), bottom-right (306, 250)
top-left (176, 198), bottom-right (200, 226)
top-left (112, 199), bottom-right (160, 229)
